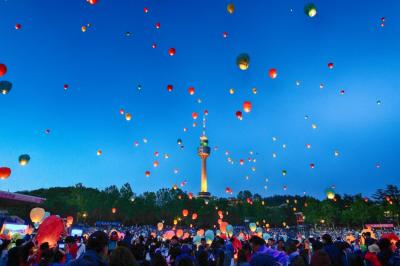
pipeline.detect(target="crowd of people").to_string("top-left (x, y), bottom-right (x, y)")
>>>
top-left (0, 226), bottom-right (400, 266)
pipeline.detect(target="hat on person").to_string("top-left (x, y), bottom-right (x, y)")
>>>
top-left (87, 231), bottom-right (109, 252)
top-left (368, 244), bottom-right (380, 253)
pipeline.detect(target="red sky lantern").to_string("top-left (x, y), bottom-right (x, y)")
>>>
top-left (87, 0), bottom-right (98, 5)
top-left (188, 87), bottom-right (195, 95)
top-left (36, 215), bottom-right (65, 247)
top-left (192, 112), bottom-right (198, 120)
top-left (192, 213), bottom-right (197, 220)
top-left (0, 64), bottom-right (7, 77)
top-left (223, 32), bottom-right (228, 38)
top-left (328, 62), bottom-right (334, 69)
top-left (152, 43), bottom-right (157, 49)
top-left (63, 84), bottom-right (69, 91)
top-left (155, 22), bottom-right (161, 29)
top-left (182, 209), bottom-right (189, 217)
top-left (0, 167), bottom-right (11, 180)
top-left (145, 171), bottom-right (150, 177)
top-left (15, 24), bottom-right (22, 30)
top-left (243, 101), bottom-right (252, 113)
top-left (310, 163), bottom-right (315, 169)
top-left (340, 89), bottom-right (345, 95)
top-left (269, 68), bottom-right (277, 79)
top-left (112, 207), bottom-right (117, 214)
top-left (188, 192), bottom-right (193, 200)
top-left (144, 7), bottom-right (149, 13)
top-left (167, 85), bottom-right (173, 92)
top-left (236, 111), bottom-right (243, 120)
top-left (168, 48), bottom-right (176, 56)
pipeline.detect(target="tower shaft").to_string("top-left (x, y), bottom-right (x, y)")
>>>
top-left (201, 158), bottom-right (207, 193)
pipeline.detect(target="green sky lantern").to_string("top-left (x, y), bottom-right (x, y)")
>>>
top-left (0, 81), bottom-right (12, 95)
top-left (304, 3), bottom-right (317, 18)
top-left (19, 154), bottom-right (31, 166)
top-left (236, 53), bottom-right (250, 70)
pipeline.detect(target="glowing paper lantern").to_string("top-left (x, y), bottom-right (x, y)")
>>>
top-left (145, 171), bottom-right (150, 177)
top-left (97, 150), bottom-right (102, 156)
top-left (0, 81), bottom-right (12, 95)
top-left (18, 154), bottom-right (31, 166)
top-left (328, 62), bottom-right (334, 69)
top-left (164, 230), bottom-right (175, 240)
top-left (304, 3), bottom-right (317, 17)
top-left (227, 3), bottom-right (235, 14)
top-left (112, 208), bottom-right (117, 214)
top-left (66, 216), bottom-right (74, 226)
top-left (236, 53), bottom-right (250, 70)
top-left (168, 48), bottom-right (176, 56)
top-left (176, 229), bottom-right (183, 238)
top-left (192, 213), bottom-right (197, 220)
top-left (243, 101), bottom-right (252, 113)
top-left (325, 188), bottom-right (335, 200)
top-left (188, 87), bottom-right (195, 95)
top-left (155, 22), bottom-right (161, 29)
top-left (0, 167), bottom-right (11, 180)
top-left (220, 222), bottom-right (228, 234)
top-left (36, 215), bottom-right (65, 247)
top-left (182, 209), bottom-right (189, 217)
top-left (197, 229), bottom-right (205, 236)
top-left (15, 24), bottom-right (22, 30)
top-left (87, 0), bottom-right (98, 5)
top-left (249, 223), bottom-right (257, 232)
top-left (236, 111), bottom-right (243, 120)
top-left (167, 85), bottom-right (173, 92)
top-left (153, 161), bottom-right (159, 167)
top-left (157, 222), bottom-right (164, 231)
top-left (30, 207), bottom-right (45, 223)
top-left (125, 113), bottom-right (132, 121)
top-left (192, 112), bottom-right (198, 119)
top-left (0, 64), bottom-right (7, 77)
top-left (269, 68), bottom-right (277, 79)
top-left (310, 163), bottom-right (315, 169)
top-left (81, 26), bottom-right (87, 32)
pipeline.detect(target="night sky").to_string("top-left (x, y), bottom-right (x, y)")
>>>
top-left (1, 0), bottom-right (399, 198)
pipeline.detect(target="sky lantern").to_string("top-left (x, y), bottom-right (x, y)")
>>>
top-left (306, 144), bottom-right (311, 149)
top-left (182, 209), bottom-right (189, 217)
top-left (217, 210), bottom-right (223, 218)
top-left (167, 85), bottom-right (173, 92)
top-left (192, 112), bottom-right (198, 119)
top-left (223, 32), bottom-right (228, 38)
top-left (15, 24), bottom-right (22, 30)
top-left (243, 101), bottom-right (252, 113)
top-left (227, 3), bottom-right (235, 14)
top-left (177, 139), bottom-right (182, 145)
top-left (334, 150), bottom-right (340, 157)
top-left (81, 26), bottom-right (87, 32)
top-left (249, 223), bottom-right (257, 232)
top-left (87, 0), bottom-right (98, 5)
top-left (328, 62), bottom-right (334, 69)
top-left (0, 81), bottom-right (12, 95)
top-left (0, 167), bottom-right (11, 180)
top-left (176, 229), bottom-right (183, 238)
top-left (155, 22), bottom-right (161, 29)
top-left (229, 88), bottom-right (235, 94)
top-left (282, 170), bottom-right (287, 176)
top-left (112, 208), bottom-right (117, 214)
top-left (152, 43), bottom-right (157, 49)
top-left (63, 84), bottom-right (69, 91)
top-left (168, 48), bottom-right (176, 56)
top-left (125, 113), bottom-right (132, 121)
top-left (340, 89), bottom-right (345, 95)
top-left (30, 207), bottom-right (45, 223)
top-left (188, 87), bottom-right (195, 95)
top-left (97, 150), bottom-right (102, 156)
top-left (269, 68), bottom-right (277, 79)
top-left (165, 230), bottom-right (175, 239)
top-left (144, 7), bottom-right (149, 13)
top-left (225, 187), bottom-right (232, 194)
top-left (157, 222), bottom-right (163, 231)
top-left (119, 109), bottom-right (125, 115)
top-left (236, 53), bottom-right (250, 70)
top-left (36, 215), bottom-right (65, 247)
top-left (310, 163), bottom-right (315, 169)
top-left (18, 154), bottom-right (31, 166)
top-left (325, 188), bottom-right (335, 200)
top-left (188, 192), bottom-right (193, 200)
top-left (66, 216), bottom-right (74, 226)
top-left (153, 161), bottom-right (159, 167)
top-left (0, 64), bottom-right (7, 77)
top-left (236, 111), bottom-right (243, 120)
top-left (304, 3), bottom-right (317, 17)
top-left (192, 213), bottom-right (197, 220)
top-left (311, 123), bottom-right (317, 129)
top-left (145, 171), bottom-right (151, 177)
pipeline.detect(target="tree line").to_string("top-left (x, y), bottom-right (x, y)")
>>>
top-left (5, 184), bottom-right (400, 228)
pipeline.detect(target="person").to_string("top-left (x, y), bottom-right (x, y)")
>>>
top-left (249, 236), bottom-right (285, 266)
top-left (68, 231), bottom-right (109, 266)
top-left (364, 233), bottom-right (376, 247)
top-left (310, 241), bottom-right (331, 266)
top-left (109, 246), bottom-right (138, 266)
top-left (365, 244), bottom-right (381, 266)
top-left (131, 236), bottom-right (146, 265)
top-left (237, 249), bottom-right (250, 266)
top-left (168, 236), bottom-right (181, 266)
top-left (151, 250), bottom-right (167, 266)
top-left (322, 234), bottom-right (342, 266)
top-left (377, 238), bottom-right (393, 266)
top-left (286, 240), bottom-right (306, 266)
top-left (0, 239), bottom-right (10, 266)
top-left (267, 239), bottom-right (275, 249)
top-left (175, 245), bottom-right (196, 266)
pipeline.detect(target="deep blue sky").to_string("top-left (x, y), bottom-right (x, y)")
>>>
top-left (1, 0), bottom-right (399, 198)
